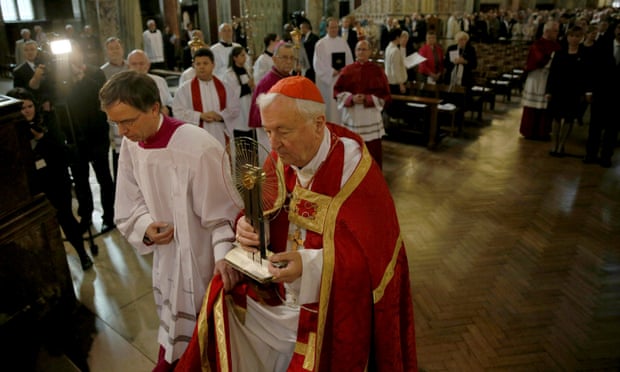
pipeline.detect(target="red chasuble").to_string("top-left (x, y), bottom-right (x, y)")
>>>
top-left (176, 124), bottom-right (417, 372)
top-left (190, 76), bottom-right (227, 128)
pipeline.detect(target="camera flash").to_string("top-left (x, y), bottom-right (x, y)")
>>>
top-left (50, 39), bottom-right (72, 55)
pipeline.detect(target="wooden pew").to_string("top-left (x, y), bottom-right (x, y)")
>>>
top-left (390, 94), bottom-right (442, 149)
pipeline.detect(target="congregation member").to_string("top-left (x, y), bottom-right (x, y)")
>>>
top-left (519, 20), bottom-right (560, 140)
top-left (33, 25), bottom-right (47, 46)
top-left (444, 31), bottom-right (477, 89)
top-left (14, 28), bottom-right (32, 65)
top-left (384, 28), bottom-right (408, 94)
top-left (546, 26), bottom-right (589, 157)
top-left (12, 40), bottom-right (52, 111)
top-left (313, 17), bottom-right (353, 124)
top-left (176, 75), bottom-right (417, 372)
top-left (340, 15), bottom-right (358, 57)
top-left (142, 19), bottom-right (166, 70)
top-left (173, 48), bottom-right (240, 148)
top-left (80, 25), bottom-right (103, 66)
top-left (100, 37), bottom-right (129, 180)
top-left (300, 21), bottom-right (319, 82)
top-left (127, 49), bottom-right (174, 116)
top-left (100, 37), bottom-right (129, 80)
top-left (248, 42), bottom-right (296, 157)
top-left (100, 71), bottom-right (238, 371)
top-left (584, 22), bottom-right (620, 168)
top-left (223, 46), bottom-right (254, 138)
top-left (417, 31), bottom-right (445, 84)
top-left (334, 40), bottom-right (391, 168)
top-left (253, 33), bottom-right (279, 83)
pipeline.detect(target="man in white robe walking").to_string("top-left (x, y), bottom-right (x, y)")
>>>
top-left (100, 70), bottom-right (239, 370)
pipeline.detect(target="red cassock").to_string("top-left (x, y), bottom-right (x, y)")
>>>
top-left (333, 61), bottom-right (392, 108)
top-left (176, 124), bottom-right (417, 371)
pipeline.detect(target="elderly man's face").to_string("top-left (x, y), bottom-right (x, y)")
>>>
top-left (128, 53), bottom-right (150, 73)
top-left (261, 95), bottom-right (325, 168)
top-left (219, 24), bottom-right (233, 43)
top-left (355, 41), bottom-right (371, 62)
top-left (273, 47), bottom-right (295, 74)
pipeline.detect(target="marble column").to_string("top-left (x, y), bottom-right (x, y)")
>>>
top-left (306, 0), bottom-right (322, 35)
top-left (164, 0), bottom-right (181, 37)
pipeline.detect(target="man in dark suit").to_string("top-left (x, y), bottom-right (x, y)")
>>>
top-left (13, 40), bottom-right (52, 111)
top-left (584, 22), bottom-right (620, 168)
top-left (300, 21), bottom-right (319, 81)
top-left (411, 13), bottom-right (427, 49)
top-left (339, 16), bottom-right (358, 58)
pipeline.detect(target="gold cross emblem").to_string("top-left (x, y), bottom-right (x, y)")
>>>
top-left (288, 229), bottom-right (304, 251)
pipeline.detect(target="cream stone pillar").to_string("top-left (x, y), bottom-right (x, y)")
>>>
top-left (306, 0), bottom-right (323, 34)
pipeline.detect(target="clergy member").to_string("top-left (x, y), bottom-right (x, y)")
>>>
top-left (176, 75), bottom-right (418, 372)
top-left (334, 40), bottom-right (391, 169)
top-left (248, 42), bottom-right (296, 159)
top-left (211, 22), bottom-right (252, 80)
top-left (172, 48), bottom-right (240, 148)
top-left (100, 71), bottom-right (238, 370)
top-left (313, 17), bottom-right (353, 124)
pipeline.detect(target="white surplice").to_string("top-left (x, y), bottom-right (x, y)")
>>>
top-left (313, 35), bottom-right (353, 124)
top-left (172, 77), bottom-right (240, 147)
top-left (115, 119), bottom-right (238, 363)
top-left (223, 68), bottom-right (252, 132)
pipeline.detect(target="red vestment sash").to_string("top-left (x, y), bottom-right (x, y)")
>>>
top-left (190, 76), bottom-right (227, 128)
top-left (175, 124), bottom-right (417, 372)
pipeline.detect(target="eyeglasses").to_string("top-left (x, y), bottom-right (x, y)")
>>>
top-left (108, 113), bottom-right (142, 128)
top-left (277, 55), bottom-right (297, 61)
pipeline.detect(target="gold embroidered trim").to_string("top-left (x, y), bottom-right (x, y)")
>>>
top-left (373, 236), bottom-right (403, 304)
top-left (315, 144), bottom-right (373, 370)
top-left (198, 282), bottom-right (214, 372)
top-left (229, 294), bottom-right (247, 324)
top-left (214, 293), bottom-right (229, 372)
top-left (303, 332), bottom-right (317, 371)
top-left (288, 185), bottom-right (333, 234)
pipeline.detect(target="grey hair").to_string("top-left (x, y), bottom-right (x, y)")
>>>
top-left (273, 42), bottom-right (294, 56)
top-left (256, 92), bottom-right (325, 122)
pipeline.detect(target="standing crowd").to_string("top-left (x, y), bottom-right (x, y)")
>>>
top-left (6, 5), bottom-right (619, 371)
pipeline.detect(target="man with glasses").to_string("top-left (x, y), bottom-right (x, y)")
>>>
top-left (248, 42), bottom-right (296, 156)
top-left (334, 40), bottom-right (391, 169)
top-left (100, 70), bottom-right (239, 370)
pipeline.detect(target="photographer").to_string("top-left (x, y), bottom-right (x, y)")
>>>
top-left (6, 88), bottom-right (94, 270)
top-left (13, 40), bottom-right (53, 112)
top-left (62, 46), bottom-right (116, 233)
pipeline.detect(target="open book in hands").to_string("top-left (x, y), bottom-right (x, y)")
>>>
top-left (225, 245), bottom-right (279, 283)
